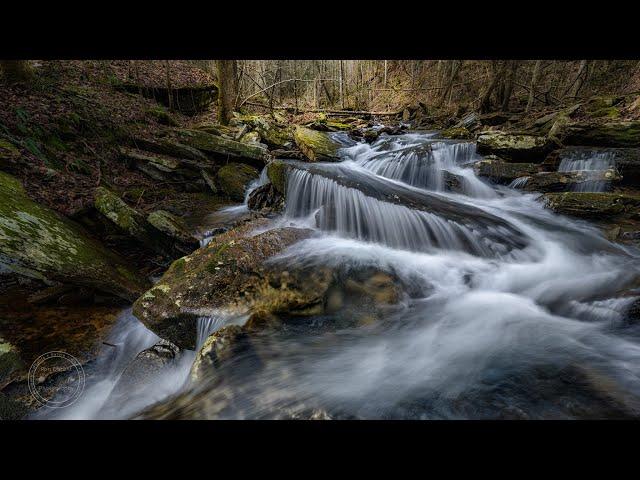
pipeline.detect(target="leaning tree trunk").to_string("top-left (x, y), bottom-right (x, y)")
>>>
top-left (500, 61), bottom-right (518, 112)
top-left (1, 60), bottom-right (33, 84)
top-left (216, 60), bottom-right (238, 125)
top-left (437, 60), bottom-right (462, 108)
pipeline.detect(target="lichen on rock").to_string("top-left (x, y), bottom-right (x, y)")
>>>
top-left (294, 126), bottom-right (341, 162)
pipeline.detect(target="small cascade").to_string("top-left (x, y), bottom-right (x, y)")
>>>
top-left (196, 315), bottom-right (228, 350)
top-left (509, 176), bottom-right (530, 189)
top-left (558, 150), bottom-right (618, 192)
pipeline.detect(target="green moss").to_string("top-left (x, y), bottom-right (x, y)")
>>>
top-left (145, 106), bottom-right (178, 126)
top-left (266, 160), bottom-right (287, 195)
top-left (217, 163), bottom-right (259, 201)
top-left (174, 129), bottom-right (267, 161)
top-left (294, 126), bottom-right (340, 162)
top-left (440, 127), bottom-right (471, 139)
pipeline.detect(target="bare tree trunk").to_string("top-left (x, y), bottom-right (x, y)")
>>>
top-left (480, 61), bottom-right (505, 113)
top-left (339, 60), bottom-right (344, 109)
top-left (437, 60), bottom-right (462, 108)
top-left (216, 60), bottom-right (238, 125)
top-left (525, 60), bottom-right (542, 112)
top-left (569, 60), bottom-right (589, 98)
top-left (500, 61), bottom-right (518, 112)
top-left (165, 61), bottom-right (173, 111)
top-left (1, 60), bottom-right (33, 84)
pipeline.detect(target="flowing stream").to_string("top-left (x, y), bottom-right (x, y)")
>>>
top-left (41, 131), bottom-right (640, 419)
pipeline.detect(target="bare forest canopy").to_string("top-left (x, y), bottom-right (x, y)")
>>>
top-left (193, 60), bottom-right (640, 115)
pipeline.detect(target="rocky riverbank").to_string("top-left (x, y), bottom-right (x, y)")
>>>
top-left (2, 61), bottom-right (640, 419)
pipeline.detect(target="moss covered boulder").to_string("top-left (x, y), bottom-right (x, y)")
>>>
top-left (94, 187), bottom-right (174, 257)
top-left (294, 126), bottom-right (341, 162)
top-left (477, 132), bottom-right (554, 162)
top-left (473, 157), bottom-right (539, 184)
top-left (540, 192), bottom-right (640, 219)
top-left (440, 127), bottom-right (472, 139)
top-left (132, 219), bottom-right (316, 349)
top-left (0, 172), bottom-right (147, 301)
top-left (217, 163), bottom-right (259, 201)
top-left (173, 129), bottom-right (269, 167)
top-left (555, 120), bottom-right (640, 148)
top-left (232, 114), bottom-right (293, 149)
top-left (147, 210), bottom-right (199, 253)
top-left (266, 160), bottom-right (287, 195)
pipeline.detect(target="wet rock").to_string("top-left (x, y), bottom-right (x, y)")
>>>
top-left (0, 172), bottom-right (147, 301)
top-left (477, 131), bottom-right (555, 162)
top-left (540, 192), bottom-right (640, 219)
top-left (107, 339), bottom-right (180, 399)
top-left (473, 157), bottom-right (539, 185)
top-left (543, 147), bottom-right (640, 186)
top-left (521, 169), bottom-right (621, 193)
top-left (247, 183), bottom-right (284, 212)
top-left (216, 163), bottom-right (259, 201)
top-left (190, 325), bottom-right (249, 383)
top-left (294, 126), bottom-right (341, 162)
top-left (173, 129), bottom-right (269, 168)
top-left (443, 170), bottom-right (465, 193)
top-left (0, 338), bottom-right (25, 389)
top-left (147, 210), bottom-right (199, 253)
top-left (94, 186), bottom-right (174, 257)
top-left (132, 219), bottom-right (315, 349)
top-left (266, 160), bottom-right (287, 195)
top-left (555, 120), bottom-right (640, 148)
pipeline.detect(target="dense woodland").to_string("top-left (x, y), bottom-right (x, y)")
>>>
top-left (2, 59), bottom-right (640, 420)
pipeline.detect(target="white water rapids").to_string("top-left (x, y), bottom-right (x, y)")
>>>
top-left (38, 131), bottom-right (640, 419)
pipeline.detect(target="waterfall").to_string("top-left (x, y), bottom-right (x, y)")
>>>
top-left (558, 150), bottom-right (618, 192)
top-left (509, 176), bottom-right (530, 189)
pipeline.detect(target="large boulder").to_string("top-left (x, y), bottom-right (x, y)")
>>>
top-left (173, 129), bottom-right (269, 168)
top-left (520, 169), bottom-right (621, 193)
top-left (232, 114), bottom-right (293, 149)
top-left (266, 160), bottom-right (287, 194)
top-left (554, 120), bottom-right (640, 148)
top-left (132, 220), bottom-right (316, 349)
top-left (540, 192), bottom-right (640, 219)
top-left (473, 157), bottom-right (539, 185)
top-left (94, 187), bottom-right (174, 257)
top-left (216, 163), bottom-right (259, 201)
top-left (294, 126), bottom-right (341, 162)
top-left (0, 172), bottom-right (147, 301)
top-left (476, 132), bottom-right (554, 162)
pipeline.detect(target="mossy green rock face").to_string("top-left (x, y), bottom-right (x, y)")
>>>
top-left (440, 127), bottom-right (471, 140)
top-left (556, 121), bottom-right (640, 148)
top-left (147, 210), bottom-right (199, 251)
top-left (541, 192), bottom-right (640, 219)
top-left (477, 132), bottom-right (554, 162)
top-left (174, 129), bottom-right (268, 166)
top-left (266, 160), bottom-right (287, 195)
top-left (132, 219), bottom-right (315, 349)
top-left (217, 163), bottom-right (259, 201)
top-left (294, 126), bottom-right (341, 162)
top-left (473, 157), bottom-right (539, 184)
top-left (94, 187), bottom-right (173, 257)
top-left (233, 114), bottom-right (293, 149)
top-left (0, 172), bottom-right (147, 301)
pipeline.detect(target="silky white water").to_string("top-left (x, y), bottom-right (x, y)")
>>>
top-left (44, 131), bottom-right (640, 419)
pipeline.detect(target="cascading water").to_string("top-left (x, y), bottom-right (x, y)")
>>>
top-left (49, 131), bottom-right (640, 420)
top-left (557, 149), bottom-right (618, 192)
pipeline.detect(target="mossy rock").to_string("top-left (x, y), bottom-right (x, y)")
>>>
top-left (132, 219), bottom-right (316, 349)
top-left (0, 172), bottom-right (147, 301)
top-left (266, 159), bottom-right (287, 195)
top-left (540, 192), bottom-right (640, 219)
top-left (294, 126), bottom-right (341, 162)
top-left (216, 163), bottom-right (259, 201)
top-left (440, 127), bottom-right (471, 139)
top-left (147, 210), bottom-right (199, 252)
top-left (145, 106), bottom-right (179, 126)
top-left (0, 139), bottom-right (20, 172)
top-left (477, 132), bottom-right (554, 162)
top-left (94, 186), bottom-right (174, 257)
top-left (473, 157), bottom-right (539, 184)
top-left (132, 136), bottom-right (209, 163)
top-left (556, 120), bottom-right (640, 148)
top-left (173, 129), bottom-right (268, 166)
top-left (232, 114), bottom-right (293, 149)
top-left (0, 338), bottom-right (25, 389)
